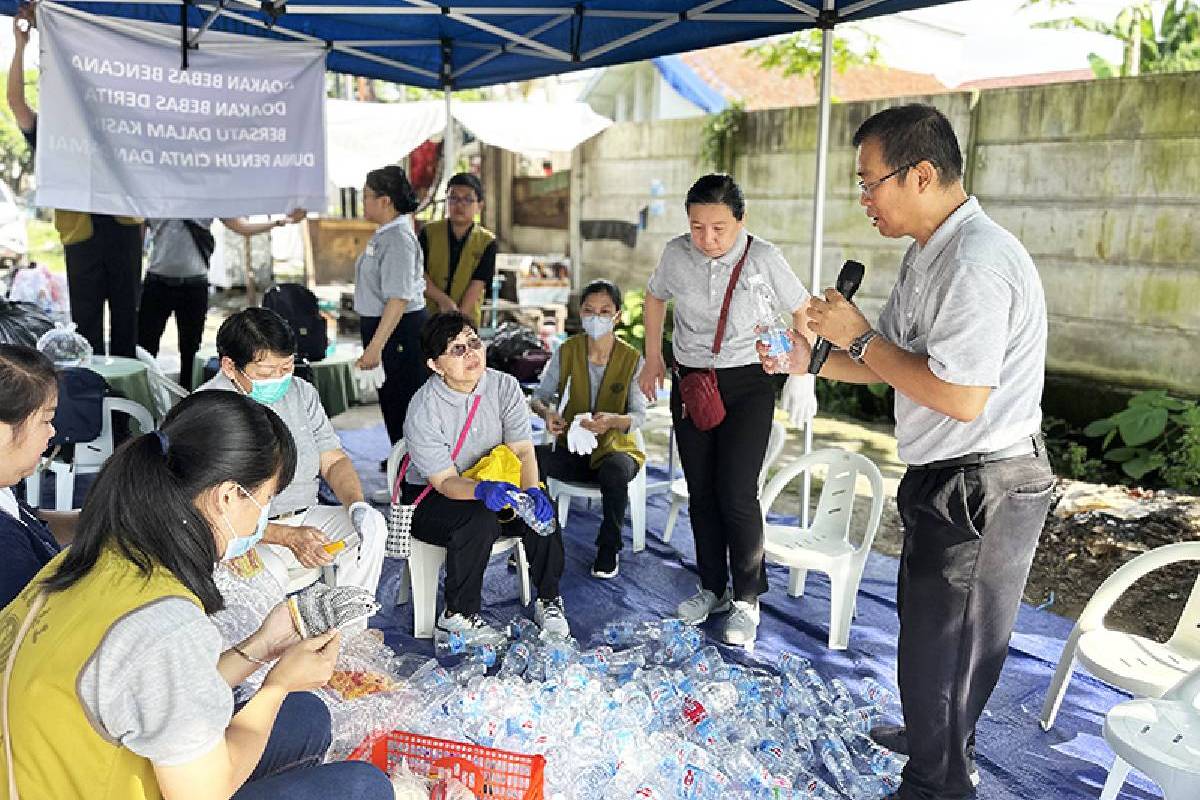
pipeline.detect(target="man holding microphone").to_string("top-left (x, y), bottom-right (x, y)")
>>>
top-left (764, 104), bottom-right (1053, 800)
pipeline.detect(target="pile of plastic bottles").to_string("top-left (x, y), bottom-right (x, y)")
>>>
top-left (389, 617), bottom-right (906, 800)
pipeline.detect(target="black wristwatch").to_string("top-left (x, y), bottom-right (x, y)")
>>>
top-left (848, 329), bottom-right (879, 364)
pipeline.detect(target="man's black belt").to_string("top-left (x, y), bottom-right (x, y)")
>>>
top-left (145, 272), bottom-right (209, 287)
top-left (911, 434), bottom-right (1043, 471)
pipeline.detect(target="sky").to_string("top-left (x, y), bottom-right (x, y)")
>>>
top-left (0, 1), bottom-right (1155, 90)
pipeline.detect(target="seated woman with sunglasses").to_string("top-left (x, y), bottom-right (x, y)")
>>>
top-left (400, 311), bottom-right (569, 640)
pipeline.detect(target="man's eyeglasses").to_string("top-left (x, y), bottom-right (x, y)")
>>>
top-left (444, 336), bottom-right (484, 358)
top-left (445, 195), bottom-right (478, 206)
top-left (858, 163), bottom-right (916, 199)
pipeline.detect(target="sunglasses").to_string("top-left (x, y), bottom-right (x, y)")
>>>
top-left (444, 336), bottom-right (484, 358)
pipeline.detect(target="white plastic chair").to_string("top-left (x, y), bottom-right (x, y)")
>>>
top-left (1040, 541), bottom-right (1200, 730)
top-left (661, 419), bottom-right (788, 544)
top-left (546, 428), bottom-right (650, 551)
top-left (135, 345), bottom-right (188, 418)
top-left (758, 447), bottom-right (885, 650)
top-left (383, 439), bottom-right (531, 638)
top-left (24, 397), bottom-right (154, 511)
top-left (1100, 666), bottom-right (1200, 800)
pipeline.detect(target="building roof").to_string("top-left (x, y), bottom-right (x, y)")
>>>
top-left (678, 42), bottom-right (948, 109)
top-left (954, 69), bottom-right (1095, 91)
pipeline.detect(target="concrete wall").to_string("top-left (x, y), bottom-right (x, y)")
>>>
top-left (573, 73), bottom-right (1200, 396)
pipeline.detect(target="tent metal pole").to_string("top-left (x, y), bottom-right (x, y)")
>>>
top-left (802, 0), bottom-right (836, 529)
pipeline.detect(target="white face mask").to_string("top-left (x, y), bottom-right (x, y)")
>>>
top-left (220, 484), bottom-right (269, 561)
top-left (582, 314), bottom-right (615, 340)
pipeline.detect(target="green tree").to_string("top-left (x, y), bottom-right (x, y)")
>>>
top-left (0, 69), bottom-right (37, 189)
top-left (1028, 0), bottom-right (1200, 77)
top-left (745, 29), bottom-right (882, 86)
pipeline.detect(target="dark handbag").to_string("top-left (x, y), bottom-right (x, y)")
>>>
top-left (676, 235), bottom-right (753, 432)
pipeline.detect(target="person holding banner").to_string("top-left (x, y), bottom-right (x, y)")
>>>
top-left (354, 165), bottom-right (428, 449)
top-left (7, 4), bottom-right (144, 358)
top-left (139, 212), bottom-right (306, 390)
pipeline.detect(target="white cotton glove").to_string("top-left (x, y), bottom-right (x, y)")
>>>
top-left (780, 374), bottom-right (819, 428)
top-left (287, 583), bottom-right (379, 638)
top-left (566, 413), bottom-right (598, 455)
top-left (349, 500), bottom-right (372, 535)
top-left (353, 363), bottom-right (386, 392)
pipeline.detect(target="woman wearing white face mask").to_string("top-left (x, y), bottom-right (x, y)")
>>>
top-left (0, 391), bottom-right (393, 800)
top-left (531, 280), bottom-right (647, 579)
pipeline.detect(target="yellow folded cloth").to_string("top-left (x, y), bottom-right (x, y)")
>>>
top-left (461, 443), bottom-right (524, 486)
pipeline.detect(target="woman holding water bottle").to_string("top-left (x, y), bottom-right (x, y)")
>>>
top-left (637, 174), bottom-right (817, 649)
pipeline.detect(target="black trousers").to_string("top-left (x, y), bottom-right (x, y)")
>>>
top-left (671, 363), bottom-right (774, 602)
top-left (360, 309), bottom-right (428, 443)
top-left (137, 275), bottom-right (208, 390)
top-left (895, 452), bottom-right (1054, 800)
top-left (402, 484), bottom-right (565, 617)
top-left (535, 444), bottom-right (640, 553)
top-left (64, 217), bottom-right (143, 357)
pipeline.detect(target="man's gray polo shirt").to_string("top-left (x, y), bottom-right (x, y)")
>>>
top-left (199, 372), bottom-right (341, 515)
top-left (648, 229), bottom-right (808, 369)
top-left (877, 196), bottom-right (1046, 465)
top-left (403, 368), bottom-right (532, 485)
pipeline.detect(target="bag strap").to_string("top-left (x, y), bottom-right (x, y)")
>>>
top-left (391, 394), bottom-right (482, 505)
top-left (709, 234), bottom-right (754, 359)
top-left (4, 591), bottom-right (47, 800)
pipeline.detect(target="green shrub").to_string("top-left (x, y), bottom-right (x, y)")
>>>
top-left (1084, 390), bottom-right (1200, 488)
top-left (1042, 416), bottom-right (1108, 482)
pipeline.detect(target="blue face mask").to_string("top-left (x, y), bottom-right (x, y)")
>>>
top-left (221, 484), bottom-right (270, 561)
top-left (243, 373), bottom-right (292, 405)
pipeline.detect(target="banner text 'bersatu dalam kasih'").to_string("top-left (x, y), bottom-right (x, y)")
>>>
top-left (34, 3), bottom-right (328, 218)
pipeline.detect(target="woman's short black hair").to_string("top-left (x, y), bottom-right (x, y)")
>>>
top-left (580, 279), bottom-right (623, 312)
top-left (685, 173), bottom-right (745, 220)
top-left (41, 391), bottom-right (298, 614)
top-left (447, 172), bottom-right (484, 203)
top-left (0, 344), bottom-right (57, 438)
top-left (852, 103), bottom-right (963, 186)
top-left (216, 307), bottom-right (297, 371)
top-left (420, 310), bottom-right (478, 361)
top-left (366, 165), bottom-right (420, 214)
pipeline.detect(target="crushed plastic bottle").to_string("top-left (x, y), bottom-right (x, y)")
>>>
top-left (747, 274), bottom-right (793, 372)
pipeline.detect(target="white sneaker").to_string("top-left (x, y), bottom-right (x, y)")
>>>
top-left (436, 610), bottom-right (502, 642)
top-left (722, 599), bottom-right (760, 648)
top-left (675, 587), bottom-right (733, 625)
top-left (534, 596), bottom-right (571, 639)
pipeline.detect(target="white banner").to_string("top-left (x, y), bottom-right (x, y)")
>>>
top-left (34, 3), bottom-right (328, 218)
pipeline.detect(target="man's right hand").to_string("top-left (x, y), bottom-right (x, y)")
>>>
top-left (436, 296), bottom-right (459, 313)
top-left (263, 630), bottom-right (340, 693)
top-left (638, 353), bottom-right (666, 402)
top-left (280, 524), bottom-right (335, 567)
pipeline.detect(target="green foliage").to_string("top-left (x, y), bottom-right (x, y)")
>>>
top-left (0, 70), bottom-right (37, 187)
top-left (28, 219), bottom-right (64, 273)
top-left (1084, 390), bottom-right (1200, 486)
top-left (814, 380), bottom-right (894, 424)
top-left (699, 102), bottom-right (744, 173)
top-left (1029, 1), bottom-right (1200, 76)
top-left (615, 289), bottom-right (673, 357)
top-left (745, 29), bottom-right (882, 82)
top-left (1042, 416), bottom-right (1109, 482)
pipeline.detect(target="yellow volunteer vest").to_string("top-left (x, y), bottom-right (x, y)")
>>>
top-left (558, 334), bottom-right (645, 470)
top-left (53, 210), bottom-right (142, 246)
top-left (424, 219), bottom-right (495, 324)
top-left (1, 547), bottom-right (202, 800)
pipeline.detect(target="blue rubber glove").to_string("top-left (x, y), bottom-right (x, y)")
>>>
top-left (524, 487), bottom-right (555, 524)
top-left (474, 480), bottom-right (520, 512)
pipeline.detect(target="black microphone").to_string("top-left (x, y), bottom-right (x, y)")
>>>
top-left (807, 259), bottom-right (866, 375)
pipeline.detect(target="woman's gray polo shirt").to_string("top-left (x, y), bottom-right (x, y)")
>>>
top-left (877, 197), bottom-right (1047, 465)
top-left (403, 368), bottom-right (532, 485)
top-left (353, 215), bottom-right (426, 318)
top-left (648, 229), bottom-right (808, 369)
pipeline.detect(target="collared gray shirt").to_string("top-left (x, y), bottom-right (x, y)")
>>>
top-left (353, 215), bottom-right (426, 318)
top-left (532, 345), bottom-right (647, 429)
top-left (648, 229), bottom-right (808, 369)
top-left (147, 218), bottom-right (214, 279)
top-left (403, 368), bottom-right (532, 486)
top-left (199, 372), bottom-right (342, 516)
top-left (877, 196), bottom-right (1046, 465)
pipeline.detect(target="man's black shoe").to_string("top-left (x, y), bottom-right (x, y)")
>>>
top-left (590, 548), bottom-right (619, 579)
top-left (868, 725), bottom-right (980, 787)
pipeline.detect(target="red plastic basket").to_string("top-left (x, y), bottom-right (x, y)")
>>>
top-left (350, 730), bottom-right (545, 800)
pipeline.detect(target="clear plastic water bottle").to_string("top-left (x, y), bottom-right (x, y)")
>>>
top-left (748, 274), bottom-right (793, 372)
top-left (601, 620), bottom-right (640, 646)
top-left (449, 658), bottom-right (487, 685)
top-left (828, 678), bottom-right (855, 715)
top-left (498, 641), bottom-right (532, 678)
top-left (506, 616), bottom-right (541, 642)
top-left (679, 695), bottom-right (720, 747)
top-left (504, 489), bottom-right (556, 536)
top-left (866, 746), bottom-right (908, 777)
top-left (859, 676), bottom-right (896, 709)
top-left (684, 645), bottom-right (725, 679)
top-left (817, 734), bottom-right (858, 794)
top-left (778, 652), bottom-right (813, 677)
top-left (607, 646), bottom-right (647, 676)
top-left (434, 630), bottom-right (471, 658)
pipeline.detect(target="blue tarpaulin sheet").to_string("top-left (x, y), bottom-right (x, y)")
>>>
top-left (652, 54), bottom-right (729, 113)
top-left (334, 421), bottom-right (1160, 800)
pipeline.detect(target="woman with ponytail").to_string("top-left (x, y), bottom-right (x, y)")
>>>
top-left (0, 391), bottom-right (392, 800)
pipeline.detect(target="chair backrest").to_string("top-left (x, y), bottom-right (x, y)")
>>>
top-left (75, 397), bottom-right (155, 469)
top-left (1164, 664), bottom-right (1200, 707)
top-left (385, 439), bottom-right (409, 502)
top-left (1169, 571), bottom-right (1200, 659)
top-left (758, 419), bottom-right (788, 493)
top-left (135, 346), bottom-right (188, 417)
top-left (759, 448), bottom-right (885, 556)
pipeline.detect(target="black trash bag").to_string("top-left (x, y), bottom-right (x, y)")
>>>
top-left (262, 283), bottom-right (328, 362)
top-left (0, 298), bottom-right (54, 347)
top-left (486, 321), bottom-right (551, 382)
